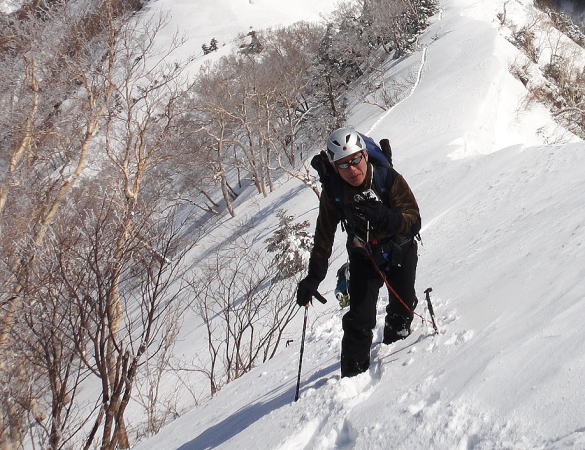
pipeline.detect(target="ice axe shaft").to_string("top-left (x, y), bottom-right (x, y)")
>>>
top-left (424, 287), bottom-right (439, 334)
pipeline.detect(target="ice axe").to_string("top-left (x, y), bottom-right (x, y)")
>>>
top-left (424, 287), bottom-right (439, 334)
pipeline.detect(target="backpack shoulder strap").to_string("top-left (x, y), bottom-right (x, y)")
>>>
top-left (373, 164), bottom-right (421, 239)
top-left (371, 163), bottom-right (397, 207)
top-left (310, 150), bottom-right (345, 211)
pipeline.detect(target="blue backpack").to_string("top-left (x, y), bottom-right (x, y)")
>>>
top-left (359, 134), bottom-right (393, 167)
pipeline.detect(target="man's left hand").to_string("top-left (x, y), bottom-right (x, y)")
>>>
top-left (353, 199), bottom-right (402, 234)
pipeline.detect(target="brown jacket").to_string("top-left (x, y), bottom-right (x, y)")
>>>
top-left (310, 162), bottom-right (420, 274)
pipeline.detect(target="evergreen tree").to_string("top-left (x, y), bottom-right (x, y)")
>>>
top-left (265, 209), bottom-right (312, 280)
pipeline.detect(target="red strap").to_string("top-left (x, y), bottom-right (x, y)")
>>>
top-left (364, 244), bottom-right (436, 329)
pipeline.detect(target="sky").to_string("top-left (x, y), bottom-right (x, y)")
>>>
top-left (17, 0), bottom-right (581, 448)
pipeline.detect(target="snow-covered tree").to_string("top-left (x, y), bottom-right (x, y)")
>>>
top-left (265, 209), bottom-right (313, 280)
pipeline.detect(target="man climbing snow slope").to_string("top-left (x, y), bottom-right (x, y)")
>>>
top-left (297, 126), bottom-right (421, 377)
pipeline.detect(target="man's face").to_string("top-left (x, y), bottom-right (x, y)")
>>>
top-left (335, 151), bottom-right (368, 187)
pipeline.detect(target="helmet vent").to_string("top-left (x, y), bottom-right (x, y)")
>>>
top-left (326, 127), bottom-right (362, 162)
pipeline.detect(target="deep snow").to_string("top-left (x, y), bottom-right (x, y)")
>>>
top-left (136, 0), bottom-right (585, 448)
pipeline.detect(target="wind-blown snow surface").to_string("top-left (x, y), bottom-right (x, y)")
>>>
top-left (138, 0), bottom-right (585, 448)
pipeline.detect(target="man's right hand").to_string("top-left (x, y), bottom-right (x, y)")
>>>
top-left (296, 277), bottom-right (320, 307)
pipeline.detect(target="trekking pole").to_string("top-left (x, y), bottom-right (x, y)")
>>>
top-left (294, 306), bottom-right (309, 402)
top-left (424, 287), bottom-right (439, 334)
top-left (294, 291), bottom-right (326, 403)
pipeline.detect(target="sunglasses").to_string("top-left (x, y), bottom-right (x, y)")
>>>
top-left (336, 152), bottom-right (365, 169)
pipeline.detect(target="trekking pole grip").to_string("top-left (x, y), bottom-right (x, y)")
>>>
top-left (313, 290), bottom-right (327, 304)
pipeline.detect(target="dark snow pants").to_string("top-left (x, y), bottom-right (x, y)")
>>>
top-left (340, 240), bottom-right (418, 377)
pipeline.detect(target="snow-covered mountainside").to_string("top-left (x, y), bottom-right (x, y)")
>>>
top-left (148, 0), bottom-right (339, 44)
top-left (136, 0), bottom-right (585, 448)
top-left (142, 0), bottom-right (340, 73)
top-left (0, 0), bottom-right (21, 14)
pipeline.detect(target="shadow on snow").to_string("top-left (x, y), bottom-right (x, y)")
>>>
top-left (178, 361), bottom-right (337, 449)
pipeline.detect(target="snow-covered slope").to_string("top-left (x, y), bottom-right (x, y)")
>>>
top-left (137, 0), bottom-right (585, 448)
top-left (147, 0), bottom-right (338, 45)
top-left (143, 0), bottom-right (339, 73)
top-left (0, 0), bottom-right (21, 14)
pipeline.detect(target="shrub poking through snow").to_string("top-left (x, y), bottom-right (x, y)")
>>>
top-left (505, 4), bottom-right (585, 139)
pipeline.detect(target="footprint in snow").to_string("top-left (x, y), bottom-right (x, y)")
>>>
top-left (443, 329), bottom-right (474, 346)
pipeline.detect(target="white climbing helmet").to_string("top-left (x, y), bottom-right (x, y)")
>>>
top-left (326, 127), bottom-right (365, 162)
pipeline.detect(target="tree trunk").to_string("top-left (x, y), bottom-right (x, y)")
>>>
top-left (325, 74), bottom-right (339, 122)
top-left (0, 107), bottom-right (102, 363)
top-left (218, 164), bottom-right (235, 217)
top-left (0, 58), bottom-right (39, 221)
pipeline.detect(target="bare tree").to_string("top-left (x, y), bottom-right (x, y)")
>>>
top-left (363, 0), bottom-right (411, 56)
top-left (360, 66), bottom-right (418, 111)
top-left (0, 2), bottom-right (125, 446)
top-left (1, 3), bottom-right (198, 448)
top-left (506, 9), bottom-right (585, 138)
top-left (75, 14), bottom-right (193, 448)
top-left (14, 221), bottom-right (96, 450)
top-left (191, 237), bottom-right (300, 395)
top-left (0, 0), bottom-right (122, 367)
top-left (57, 195), bottom-right (195, 450)
top-left (274, 156), bottom-right (322, 198)
top-left (134, 316), bottom-right (181, 438)
top-left (230, 56), bottom-right (273, 198)
top-left (190, 62), bottom-right (242, 216)
top-left (259, 23), bottom-right (322, 169)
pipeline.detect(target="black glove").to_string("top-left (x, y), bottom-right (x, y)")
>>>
top-left (353, 192), bottom-right (402, 235)
top-left (296, 276), bottom-right (320, 307)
